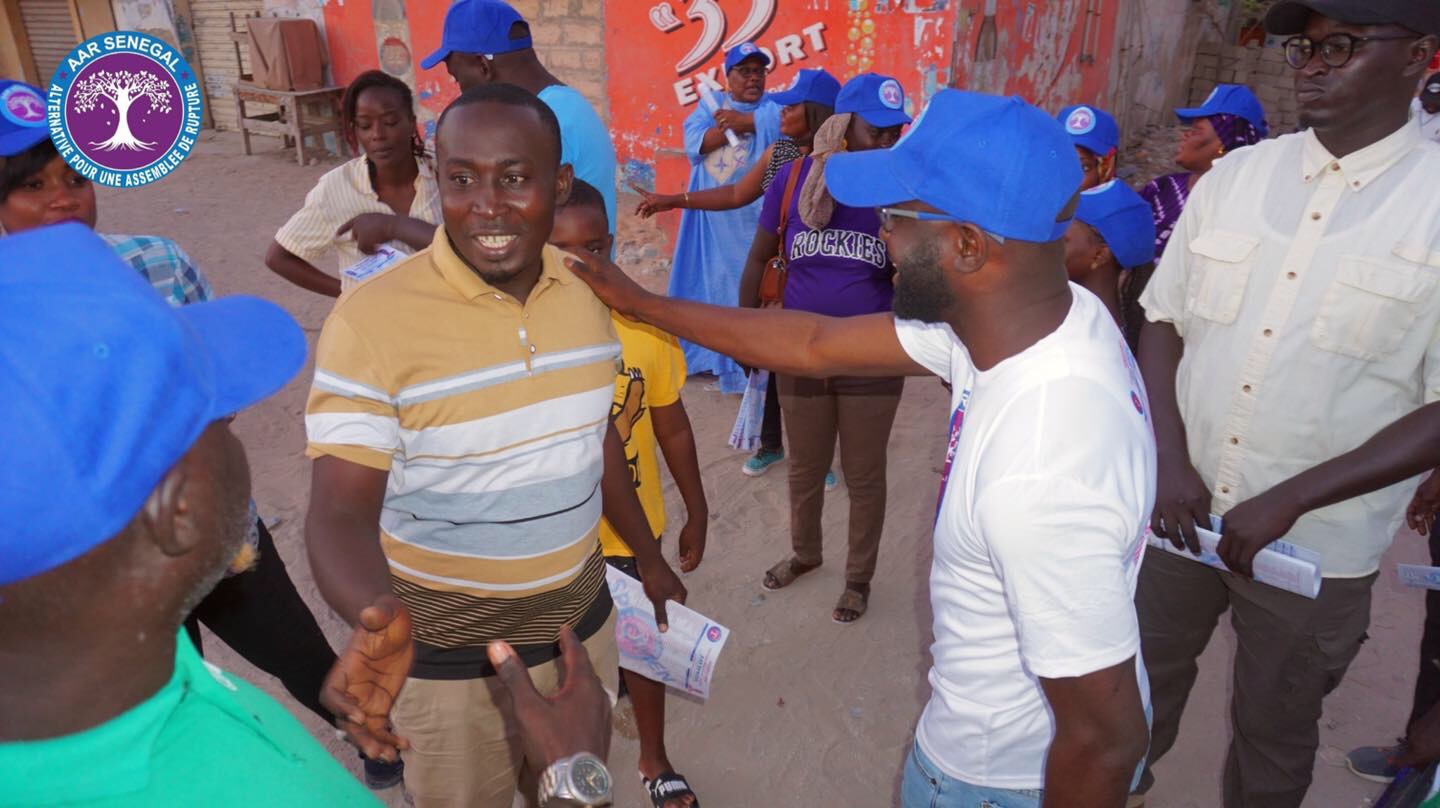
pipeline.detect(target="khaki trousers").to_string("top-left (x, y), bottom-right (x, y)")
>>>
top-left (392, 613), bottom-right (619, 808)
top-left (777, 374), bottom-right (903, 584)
top-left (1135, 550), bottom-right (1375, 808)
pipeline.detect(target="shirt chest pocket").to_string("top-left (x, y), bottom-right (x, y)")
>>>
top-left (1187, 230), bottom-right (1260, 325)
top-left (1310, 250), bottom-right (1438, 361)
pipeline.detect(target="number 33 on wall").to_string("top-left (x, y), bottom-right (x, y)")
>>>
top-left (650, 0), bottom-right (780, 74)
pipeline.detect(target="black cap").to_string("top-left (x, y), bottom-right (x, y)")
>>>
top-left (1266, 0), bottom-right (1440, 37)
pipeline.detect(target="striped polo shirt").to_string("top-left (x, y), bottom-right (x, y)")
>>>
top-left (305, 228), bottom-right (619, 679)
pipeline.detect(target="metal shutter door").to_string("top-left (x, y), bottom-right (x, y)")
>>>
top-left (190, 0), bottom-right (263, 130)
top-left (18, 0), bottom-right (78, 85)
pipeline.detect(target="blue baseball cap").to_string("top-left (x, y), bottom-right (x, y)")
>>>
top-left (836, 73), bottom-right (911, 128)
top-left (1057, 104), bottom-right (1120, 156)
top-left (826, 90), bottom-right (1083, 244)
top-left (421, 0), bottom-right (532, 70)
top-left (723, 42), bottom-right (771, 73)
top-left (0, 224), bottom-right (307, 586)
top-left (0, 80), bottom-right (51, 157)
top-left (768, 68), bottom-right (842, 108)
top-left (1175, 84), bottom-right (1269, 135)
top-left (1075, 180), bottom-right (1157, 269)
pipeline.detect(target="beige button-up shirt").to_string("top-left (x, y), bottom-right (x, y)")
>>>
top-left (1141, 120), bottom-right (1440, 577)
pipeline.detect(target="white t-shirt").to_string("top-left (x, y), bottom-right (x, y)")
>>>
top-left (894, 286), bottom-right (1157, 789)
top-left (1413, 98), bottom-right (1440, 144)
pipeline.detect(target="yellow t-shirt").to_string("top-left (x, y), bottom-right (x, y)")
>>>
top-left (598, 316), bottom-right (687, 557)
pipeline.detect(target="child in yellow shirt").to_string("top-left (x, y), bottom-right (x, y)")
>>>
top-left (551, 180), bottom-right (709, 808)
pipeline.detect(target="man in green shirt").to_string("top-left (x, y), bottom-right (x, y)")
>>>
top-left (0, 224), bottom-right (379, 806)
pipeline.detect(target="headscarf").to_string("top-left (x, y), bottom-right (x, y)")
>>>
top-left (1208, 112), bottom-right (1266, 154)
top-left (797, 112), bottom-right (853, 231)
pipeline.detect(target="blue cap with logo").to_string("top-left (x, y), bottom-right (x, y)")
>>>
top-left (421, 0), bottom-right (532, 70)
top-left (1175, 84), bottom-right (1269, 135)
top-left (836, 73), bottom-right (911, 128)
top-left (1075, 180), bottom-right (1157, 269)
top-left (768, 68), bottom-right (842, 108)
top-left (1057, 104), bottom-right (1120, 156)
top-left (0, 224), bottom-right (307, 586)
top-left (0, 80), bottom-right (51, 157)
top-left (826, 90), bottom-right (1083, 244)
top-left (723, 42), bottom-right (772, 73)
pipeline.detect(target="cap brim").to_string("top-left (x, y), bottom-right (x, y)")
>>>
top-left (856, 108), bottom-right (913, 128)
top-left (1072, 134), bottom-right (1117, 156)
top-left (768, 88), bottom-right (808, 106)
top-left (825, 148), bottom-right (917, 210)
top-left (1173, 106), bottom-right (1209, 122)
top-left (420, 46), bottom-right (450, 70)
top-left (1264, 0), bottom-right (1389, 34)
top-left (0, 127), bottom-right (50, 158)
top-left (177, 296), bottom-right (308, 420)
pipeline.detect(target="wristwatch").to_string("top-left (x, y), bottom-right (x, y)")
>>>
top-left (538, 752), bottom-right (613, 807)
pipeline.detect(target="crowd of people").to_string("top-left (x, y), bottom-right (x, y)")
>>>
top-left (7, 0), bottom-right (1440, 807)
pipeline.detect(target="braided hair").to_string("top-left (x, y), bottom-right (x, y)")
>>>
top-left (341, 70), bottom-right (426, 160)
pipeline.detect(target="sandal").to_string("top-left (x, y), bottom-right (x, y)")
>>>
top-left (832, 586), bottom-right (869, 624)
top-left (762, 557), bottom-right (819, 591)
top-left (643, 771), bottom-right (700, 808)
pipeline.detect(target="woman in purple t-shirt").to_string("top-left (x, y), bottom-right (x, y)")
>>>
top-left (739, 73), bottom-right (911, 624)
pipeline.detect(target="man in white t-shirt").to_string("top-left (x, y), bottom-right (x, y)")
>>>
top-left (562, 89), bottom-right (1157, 808)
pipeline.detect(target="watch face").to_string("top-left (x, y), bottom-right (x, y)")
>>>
top-left (570, 757), bottom-right (612, 799)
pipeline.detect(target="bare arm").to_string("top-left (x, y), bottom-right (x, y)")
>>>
top-left (565, 250), bottom-right (926, 379)
top-left (1138, 319), bottom-right (1211, 552)
top-left (337, 213), bottom-right (437, 254)
top-left (737, 226), bottom-right (781, 309)
top-left (1219, 402), bottom-right (1440, 575)
top-left (601, 423), bottom-right (688, 628)
top-left (266, 241), bottom-right (341, 298)
top-left (1038, 658), bottom-right (1149, 808)
top-left (305, 456), bottom-right (394, 624)
top-left (699, 110), bottom-right (755, 155)
top-left (631, 151), bottom-right (772, 218)
top-left (652, 399), bottom-right (708, 572)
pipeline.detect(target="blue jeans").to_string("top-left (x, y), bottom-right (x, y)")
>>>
top-left (901, 742), bottom-right (1043, 808)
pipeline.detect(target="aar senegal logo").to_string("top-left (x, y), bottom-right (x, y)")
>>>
top-left (1065, 106), bottom-right (1097, 135)
top-left (47, 32), bottom-right (203, 188)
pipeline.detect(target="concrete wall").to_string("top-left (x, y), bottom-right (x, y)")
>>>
top-left (1189, 41), bottom-right (1299, 135)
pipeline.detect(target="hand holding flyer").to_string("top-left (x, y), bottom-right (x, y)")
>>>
top-left (605, 565), bottom-right (731, 699)
top-left (1146, 515), bottom-right (1322, 599)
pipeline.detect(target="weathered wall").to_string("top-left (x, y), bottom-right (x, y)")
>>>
top-left (1189, 41), bottom-right (1299, 135)
top-left (112, 0), bottom-right (178, 46)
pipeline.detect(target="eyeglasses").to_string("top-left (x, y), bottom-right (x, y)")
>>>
top-left (877, 207), bottom-right (1006, 244)
top-left (1283, 33), bottom-right (1420, 70)
top-left (730, 65), bottom-right (767, 80)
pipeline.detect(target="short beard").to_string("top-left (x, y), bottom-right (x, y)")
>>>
top-left (892, 238), bottom-right (954, 324)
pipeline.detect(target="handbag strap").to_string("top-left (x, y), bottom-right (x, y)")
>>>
top-left (775, 156), bottom-right (806, 263)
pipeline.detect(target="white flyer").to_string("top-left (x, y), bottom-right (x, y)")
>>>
top-left (1145, 515), bottom-right (1322, 599)
top-left (605, 565), bottom-right (731, 699)
top-left (1398, 564), bottom-right (1440, 591)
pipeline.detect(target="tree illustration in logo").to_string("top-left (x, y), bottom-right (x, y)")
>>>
top-left (8, 92), bottom-right (43, 121)
top-left (71, 68), bottom-right (174, 152)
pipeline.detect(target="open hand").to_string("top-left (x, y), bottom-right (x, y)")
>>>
top-left (638, 555), bottom-right (687, 632)
top-left (337, 213), bottom-right (397, 255)
top-left (678, 515), bottom-right (708, 573)
top-left (628, 181), bottom-right (676, 218)
top-left (487, 628), bottom-right (612, 768)
top-left (1151, 455), bottom-right (1214, 555)
top-left (320, 595), bottom-right (414, 762)
top-left (1409, 470), bottom-right (1440, 535)
top-left (1217, 483), bottom-right (1303, 578)
top-left (563, 250), bottom-right (650, 317)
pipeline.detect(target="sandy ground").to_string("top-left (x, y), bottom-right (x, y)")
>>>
top-left (93, 131), bottom-right (1430, 807)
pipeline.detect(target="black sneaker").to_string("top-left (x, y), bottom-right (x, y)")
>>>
top-left (363, 756), bottom-right (405, 790)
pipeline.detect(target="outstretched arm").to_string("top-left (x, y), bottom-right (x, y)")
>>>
top-left (1219, 402), bottom-right (1440, 576)
top-left (632, 147), bottom-right (774, 218)
top-left (565, 250), bottom-right (927, 379)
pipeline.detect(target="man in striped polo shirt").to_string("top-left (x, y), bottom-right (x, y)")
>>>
top-left (304, 84), bottom-right (686, 807)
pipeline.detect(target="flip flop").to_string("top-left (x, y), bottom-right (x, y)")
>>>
top-left (762, 557), bottom-right (819, 591)
top-left (832, 587), bottom-right (869, 624)
top-left (643, 771), bottom-right (701, 808)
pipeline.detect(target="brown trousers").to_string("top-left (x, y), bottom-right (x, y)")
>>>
top-left (1135, 550), bottom-right (1376, 808)
top-left (777, 374), bottom-right (903, 584)
top-left (391, 612), bottom-right (619, 808)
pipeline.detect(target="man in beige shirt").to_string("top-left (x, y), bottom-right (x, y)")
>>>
top-left (1134, 2), bottom-right (1440, 806)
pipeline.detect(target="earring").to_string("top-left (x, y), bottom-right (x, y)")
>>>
top-left (1217, 144), bottom-right (1226, 156)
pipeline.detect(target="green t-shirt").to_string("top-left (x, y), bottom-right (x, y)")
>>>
top-left (0, 632), bottom-right (379, 807)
